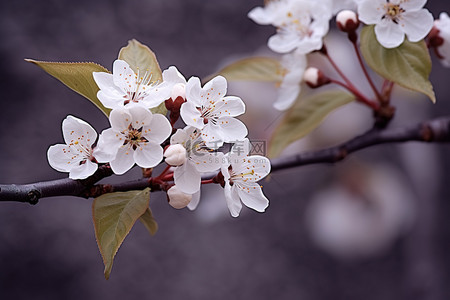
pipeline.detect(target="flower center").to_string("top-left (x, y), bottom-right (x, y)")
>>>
top-left (123, 68), bottom-right (157, 105)
top-left (123, 124), bottom-right (149, 150)
top-left (280, 11), bottom-right (313, 39)
top-left (382, 2), bottom-right (405, 24)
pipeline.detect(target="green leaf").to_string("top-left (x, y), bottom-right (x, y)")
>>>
top-left (26, 59), bottom-right (111, 116)
top-left (360, 25), bottom-right (435, 103)
top-left (269, 90), bottom-right (355, 158)
top-left (92, 188), bottom-right (151, 279)
top-left (139, 208), bottom-right (158, 236)
top-left (118, 39), bottom-right (167, 115)
top-left (206, 57), bottom-right (282, 83)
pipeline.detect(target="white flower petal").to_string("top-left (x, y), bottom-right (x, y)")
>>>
top-left (268, 32), bottom-right (301, 53)
top-left (162, 66), bottom-right (186, 85)
top-left (248, 6), bottom-right (276, 25)
top-left (109, 107), bottom-right (133, 131)
top-left (190, 152), bottom-right (223, 173)
top-left (187, 190), bottom-right (201, 211)
top-left (201, 124), bottom-right (224, 148)
top-left (374, 20), bottom-right (405, 48)
top-left (400, 0), bottom-right (427, 11)
top-left (97, 91), bottom-right (125, 110)
top-left (224, 183), bottom-right (242, 217)
top-left (94, 128), bottom-right (124, 162)
top-left (185, 77), bottom-right (203, 107)
top-left (133, 141), bottom-right (163, 168)
top-left (109, 146), bottom-right (136, 175)
top-left (174, 162), bottom-right (201, 194)
top-left (112, 60), bottom-right (136, 92)
top-left (202, 76), bottom-right (228, 103)
top-left (69, 160), bottom-right (98, 180)
top-left (215, 117), bottom-right (248, 143)
top-left (274, 83), bottom-right (300, 111)
top-left (127, 105), bottom-right (154, 128)
top-left (357, 0), bottom-right (385, 24)
top-left (215, 96), bottom-right (246, 117)
top-left (62, 115), bottom-right (97, 148)
top-left (401, 9), bottom-right (434, 42)
top-left (170, 127), bottom-right (190, 145)
top-left (143, 113), bottom-right (171, 144)
top-left (47, 144), bottom-right (78, 172)
top-left (236, 182), bottom-right (269, 213)
top-left (180, 102), bottom-right (204, 129)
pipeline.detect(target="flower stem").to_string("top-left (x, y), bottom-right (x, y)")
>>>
top-left (351, 41), bottom-right (383, 102)
top-left (330, 79), bottom-right (379, 111)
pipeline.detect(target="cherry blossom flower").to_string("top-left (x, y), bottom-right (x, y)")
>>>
top-left (274, 51), bottom-right (307, 111)
top-left (248, 0), bottom-right (332, 54)
top-left (47, 115), bottom-right (98, 179)
top-left (357, 0), bottom-right (434, 48)
top-left (433, 12), bottom-right (450, 67)
top-left (169, 126), bottom-right (223, 194)
top-left (93, 60), bottom-right (171, 110)
top-left (180, 76), bottom-right (247, 148)
top-left (95, 106), bottom-right (171, 175)
top-left (221, 139), bottom-right (271, 217)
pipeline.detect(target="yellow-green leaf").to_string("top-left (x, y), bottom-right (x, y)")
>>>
top-left (92, 188), bottom-right (150, 279)
top-left (139, 208), bottom-right (158, 236)
top-left (206, 57), bottom-right (282, 83)
top-left (26, 59), bottom-right (111, 116)
top-left (118, 39), bottom-right (166, 115)
top-left (360, 25), bottom-right (435, 103)
top-left (269, 90), bottom-right (355, 158)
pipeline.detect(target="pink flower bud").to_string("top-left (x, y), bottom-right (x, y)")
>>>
top-left (164, 144), bottom-right (187, 166)
top-left (167, 185), bottom-right (192, 209)
top-left (336, 10), bottom-right (359, 33)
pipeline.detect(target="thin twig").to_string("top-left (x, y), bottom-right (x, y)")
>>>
top-left (1, 116), bottom-right (450, 203)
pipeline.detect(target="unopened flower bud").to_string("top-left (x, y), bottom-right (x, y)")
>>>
top-left (303, 67), bottom-right (330, 88)
top-left (167, 185), bottom-right (192, 209)
top-left (171, 83), bottom-right (186, 101)
top-left (336, 10), bottom-right (359, 33)
top-left (164, 144), bottom-right (187, 166)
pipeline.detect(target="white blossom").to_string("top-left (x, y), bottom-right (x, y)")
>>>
top-left (93, 60), bottom-right (171, 110)
top-left (221, 139), bottom-right (271, 217)
top-left (95, 106), bottom-right (171, 175)
top-left (357, 0), bottom-right (434, 48)
top-left (47, 116), bottom-right (98, 179)
top-left (434, 12), bottom-right (450, 67)
top-left (162, 66), bottom-right (187, 100)
top-left (248, 0), bottom-right (332, 54)
top-left (275, 51), bottom-right (307, 111)
top-left (170, 126), bottom-right (223, 194)
top-left (180, 76), bottom-right (247, 148)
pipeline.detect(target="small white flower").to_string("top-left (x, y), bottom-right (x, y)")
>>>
top-left (248, 0), bottom-right (332, 54)
top-left (170, 126), bottom-right (223, 194)
top-left (221, 139), bottom-right (271, 217)
top-left (180, 76), bottom-right (247, 148)
top-left (95, 106), bottom-right (171, 175)
top-left (47, 116), bottom-right (98, 179)
top-left (93, 60), bottom-right (171, 110)
top-left (433, 12), bottom-right (450, 67)
top-left (357, 0), bottom-right (434, 48)
top-left (274, 51), bottom-right (307, 111)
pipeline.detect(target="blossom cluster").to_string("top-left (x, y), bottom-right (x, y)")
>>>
top-left (248, 0), bottom-right (448, 110)
top-left (47, 60), bottom-right (271, 217)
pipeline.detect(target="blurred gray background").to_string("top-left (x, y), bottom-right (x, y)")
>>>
top-left (1, 0), bottom-right (450, 299)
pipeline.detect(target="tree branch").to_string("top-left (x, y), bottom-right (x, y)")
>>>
top-left (1, 116), bottom-right (450, 204)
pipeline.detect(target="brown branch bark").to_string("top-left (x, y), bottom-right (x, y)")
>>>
top-left (1, 116), bottom-right (449, 204)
